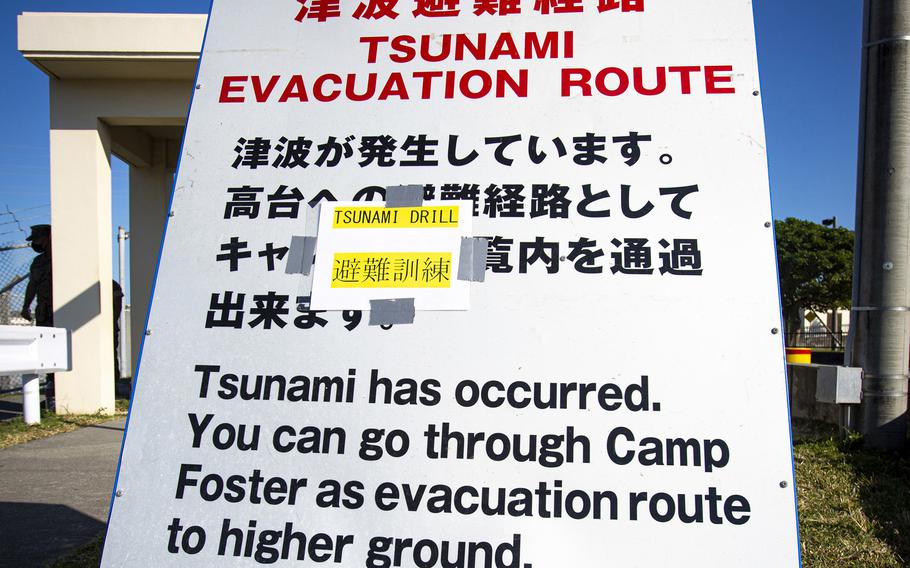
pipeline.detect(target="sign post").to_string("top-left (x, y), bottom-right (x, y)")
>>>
top-left (102, 1), bottom-right (800, 565)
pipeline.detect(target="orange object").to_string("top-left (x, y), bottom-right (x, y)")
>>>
top-left (786, 347), bottom-right (812, 364)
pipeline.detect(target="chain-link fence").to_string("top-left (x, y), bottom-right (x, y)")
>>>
top-left (0, 242), bottom-right (36, 394)
top-left (0, 242), bottom-right (34, 325)
top-left (0, 203), bottom-right (50, 325)
top-left (0, 205), bottom-right (52, 405)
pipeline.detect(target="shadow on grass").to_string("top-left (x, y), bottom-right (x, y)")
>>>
top-left (840, 436), bottom-right (910, 566)
top-left (45, 533), bottom-right (103, 568)
top-left (0, 502), bottom-right (104, 568)
top-left (793, 417), bottom-right (910, 567)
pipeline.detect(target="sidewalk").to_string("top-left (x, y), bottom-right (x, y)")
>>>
top-left (0, 418), bottom-right (125, 567)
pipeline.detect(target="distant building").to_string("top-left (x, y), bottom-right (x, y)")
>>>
top-left (791, 307), bottom-right (851, 350)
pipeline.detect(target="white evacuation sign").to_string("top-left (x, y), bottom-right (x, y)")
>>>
top-left (102, 1), bottom-right (800, 566)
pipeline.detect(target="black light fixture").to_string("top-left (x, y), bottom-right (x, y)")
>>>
top-left (821, 216), bottom-right (837, 229)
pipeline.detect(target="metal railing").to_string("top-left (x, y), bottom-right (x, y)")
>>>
top-left (787, 331), bottom-right (848, 349)
top-left (0, 325), bottom-right (70, 424)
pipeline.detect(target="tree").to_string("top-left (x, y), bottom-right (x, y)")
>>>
top-left (775, 218), bottom-right (854, 336)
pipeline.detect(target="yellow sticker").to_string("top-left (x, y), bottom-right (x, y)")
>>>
top-left (331, 252), bottom-right (452, 288)
top-left (332, 206), bottom-right (459, 229)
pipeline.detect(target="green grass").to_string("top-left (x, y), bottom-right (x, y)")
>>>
top-left (40, 420), bottom-right (910, 568)
top-left (46, 534), bottom-right (104, 568)
top-left (0, 398), bottom-right (128, 450)
top-left (794, 421), bottom-right (910, 567)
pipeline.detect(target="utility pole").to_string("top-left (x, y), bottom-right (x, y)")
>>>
top-left (117, 226), bottom-right (129, 380)
top-left (849, 0), bottom-right (910, 449)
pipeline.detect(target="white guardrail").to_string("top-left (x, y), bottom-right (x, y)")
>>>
top-left (0, 325), bottom-right (71, 425)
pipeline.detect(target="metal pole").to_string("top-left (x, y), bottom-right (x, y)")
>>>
top-left (22, 373), bottom-right (40, 425)
top-left (850, 0), bottom-right (910, 449)
top-left (117, 227), bottom-right (128, 379)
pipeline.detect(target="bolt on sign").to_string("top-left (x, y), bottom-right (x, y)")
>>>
top-left (102, 0), bottom-right (800, 566)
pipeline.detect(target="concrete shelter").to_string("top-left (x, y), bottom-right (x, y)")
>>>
top-left (17, 12), bottom-right (205, 413)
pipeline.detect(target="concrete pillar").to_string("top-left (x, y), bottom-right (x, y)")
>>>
top-left (851, 0), bottom-right (910, 449)
top-left (49, 80), bottom-right (115, 415)
top-left (129, 139), bottom-right (173, 368)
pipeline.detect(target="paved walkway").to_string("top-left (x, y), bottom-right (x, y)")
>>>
top-left (0, 418), bottom-right (125, 567)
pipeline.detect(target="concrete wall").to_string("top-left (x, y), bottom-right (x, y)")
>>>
top-left (47, 80), bottom-right (191, 414)
top-left (787, 365), bottom-right (841, 425)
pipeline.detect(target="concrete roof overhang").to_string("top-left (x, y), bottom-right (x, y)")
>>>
top-left (17, 12), bottom-right (205, 81)
top-left (18, 12), bottom-right (207, 166)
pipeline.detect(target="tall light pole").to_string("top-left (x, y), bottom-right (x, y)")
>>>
top-left (117, 226), bottom-right (129, 379)
top-left (849, 0), bottom-right (910, 449)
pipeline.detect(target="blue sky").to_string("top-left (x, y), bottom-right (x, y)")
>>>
top-left (754, 1), bottom-right (862, 228)
top-left (2, 0), bottom-right (862, 298)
